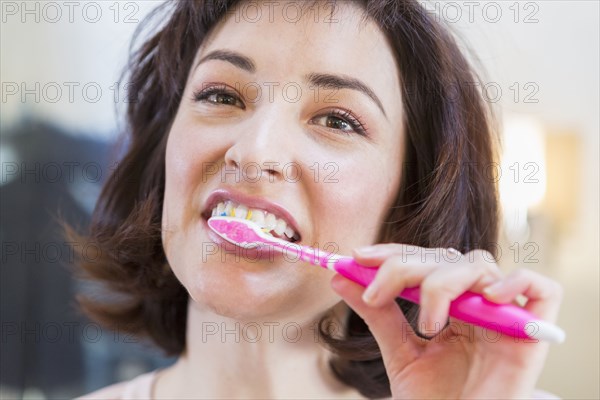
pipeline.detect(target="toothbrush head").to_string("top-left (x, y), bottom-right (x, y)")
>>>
top-left (208, 216), bottom-right (285, 249)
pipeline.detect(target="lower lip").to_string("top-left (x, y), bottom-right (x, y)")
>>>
top-left (202, 218), bottom-right (281, 261)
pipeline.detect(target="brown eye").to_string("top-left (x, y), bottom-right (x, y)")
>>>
top-left (193, 85), bottom-right (245, 109)
top-left (309, 109), bottom-right (367, 136)
top-left (312, 115), bottom-right (353, 132)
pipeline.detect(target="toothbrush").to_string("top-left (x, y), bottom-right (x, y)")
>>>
top-left (207, 216), bottom-right (566, 343)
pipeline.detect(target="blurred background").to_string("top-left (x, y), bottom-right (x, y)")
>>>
top-left (1, 1), bottom-right (598, 398)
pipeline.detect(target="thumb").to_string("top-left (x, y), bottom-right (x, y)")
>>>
top-left (331, 274), bottom-right (422, 372)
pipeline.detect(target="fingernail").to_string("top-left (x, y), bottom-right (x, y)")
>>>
top-left (355, 246), bottom-right (377, 255)
top-left (362, 284), bottom-right (379, 305)
top-left (483, 281), bottom-right (503, 297)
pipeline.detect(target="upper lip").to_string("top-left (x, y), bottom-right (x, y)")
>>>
top-left (201, 188), bottom-right (302, 239)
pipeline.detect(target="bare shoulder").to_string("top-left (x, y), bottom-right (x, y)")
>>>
top-left (75, 370), bottom-right (157, 400)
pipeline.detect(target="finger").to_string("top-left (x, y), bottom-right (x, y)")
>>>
top-left (417, 251), bottom-right (503, 336)
top-left (352, 243), bottom-right (423, 267)
top-left (330, 274), bottom-right (422, 371)
top-left (360, 248), bottom-right (483, 308)
top-left (361, 255), bottom-right (440, 307)
top-left (482, 268), bottom-right (563, 322)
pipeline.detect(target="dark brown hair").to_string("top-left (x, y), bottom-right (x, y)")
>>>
top-left (72, 1), bottom-right (499, 398)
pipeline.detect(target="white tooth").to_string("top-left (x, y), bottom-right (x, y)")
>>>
top-left (284, 226), bottom-right (295, 238)
top-left (235, 205), bottom-right (248, 219)
top-left (264, 213), bottom-right (277, 231)
top-left (211, 208), bottom-right (217, 217)
top-left (216, 202), bottom-right (225, 216)
top-left (224, 201), bottom-right (233, 216)
top-left (274, 218), bottom-right (286, 236)
top-left (250, 209), bottom-right (265, 226)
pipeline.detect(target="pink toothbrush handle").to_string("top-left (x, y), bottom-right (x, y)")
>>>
top-left (206, 217), bottom-right (562, 342)
top-left (332, 256), bottom-right (537, 340)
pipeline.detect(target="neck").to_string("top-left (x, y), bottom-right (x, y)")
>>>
top-left (154, 298), bottom-right (358, 399)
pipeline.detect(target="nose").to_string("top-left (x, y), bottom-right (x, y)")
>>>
top-left (223, 106), bottom-right (298, 183)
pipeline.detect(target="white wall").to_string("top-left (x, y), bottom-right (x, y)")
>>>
top-left (1, 1), bottom-right (162, 138)
top-left (445, 2), bottom-right (599, 397)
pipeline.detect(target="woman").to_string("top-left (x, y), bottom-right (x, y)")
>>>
top-left (77, 0), bottom-right (563, 398)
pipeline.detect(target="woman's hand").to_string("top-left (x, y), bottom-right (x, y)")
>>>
top-left (330, 244), bottom-right (563, 399)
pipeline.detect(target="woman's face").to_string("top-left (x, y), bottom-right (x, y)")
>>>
top-left (162, 1), bottom-right (404, 323)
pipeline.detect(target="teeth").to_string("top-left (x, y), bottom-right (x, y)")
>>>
top-left (223, 202), bottom-right (233, 216)
top-left (274, 219), bottom-right (286, 236)
top-left (234, 205), bottom-right (248, 219)
top-left (250, 209), bottom-right (265, 226)
top-left (210, 200), bottom-right (299, 241)
top-left (284, 226), bottom-right (295, 239)
top-left (264, 213), bottom-right (277, 231)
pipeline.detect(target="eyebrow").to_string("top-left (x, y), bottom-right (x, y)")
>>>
top-left (194, 49), bottom-right (388, 118)
top-left (195, 49), bottom-right (256, 74)
top-left (304, 72), bottom-right (387, 119)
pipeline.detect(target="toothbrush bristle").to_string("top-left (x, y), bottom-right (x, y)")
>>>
top-left (207, 217), bottom-right (261, 248)
top-left (207, 216), bottom-right (293, 249)
top-left (207, 216), bottom-right (299, 250)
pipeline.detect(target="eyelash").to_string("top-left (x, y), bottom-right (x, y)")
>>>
top-left (319, 109), bottom-right (368, 136)
top-left (193, 84), bottom-right (245, 109)
top-left (192, 85), bottom-right (368, 136)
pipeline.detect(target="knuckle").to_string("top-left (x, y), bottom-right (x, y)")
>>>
top-left (479, 259), bottom-right (502, 276)
top-left (464, 249), bottom-right (501, 275)
top-left (436, 247), bottom-right (462, 264)
top-left (511, 269), bottom-right (563, 299)
top-left (396, 243), bottom-right (421, 258)
top-left (511, 267), bottom-right (534, 280)
top-left (468, 249), bottom-right (497, 265)
top-left (378, 256), bottom-right (407, 278)
top-left (379, 255), bottom-right (405, 270)
top-left (360, 312), bottom-right (385, 329)
top-left (420, 275), bottom-right (446, 295)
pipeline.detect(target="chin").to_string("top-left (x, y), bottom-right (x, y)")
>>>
top-left (172, 244), bottom-right (339, 323)
top-left (183, 264), bottom-right (340, 324)
top-left (188, 289), bottom-right (290, 322)
top-left (184, 272), bottom-right (284, 313)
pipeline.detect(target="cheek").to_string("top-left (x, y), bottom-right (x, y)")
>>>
top-left (315, 161), bottom-right (399, 250)
top-left (165, 131), bottom-right (198, 194)
top-left (162, 122), bottom-right (207, 256)
top-left (163, 118), bottom-right (223, 229)
top-left (163, 134), bottom-right (189, 226)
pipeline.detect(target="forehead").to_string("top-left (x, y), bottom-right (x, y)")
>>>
top-left (192, 1), bottom-right (402, 114)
